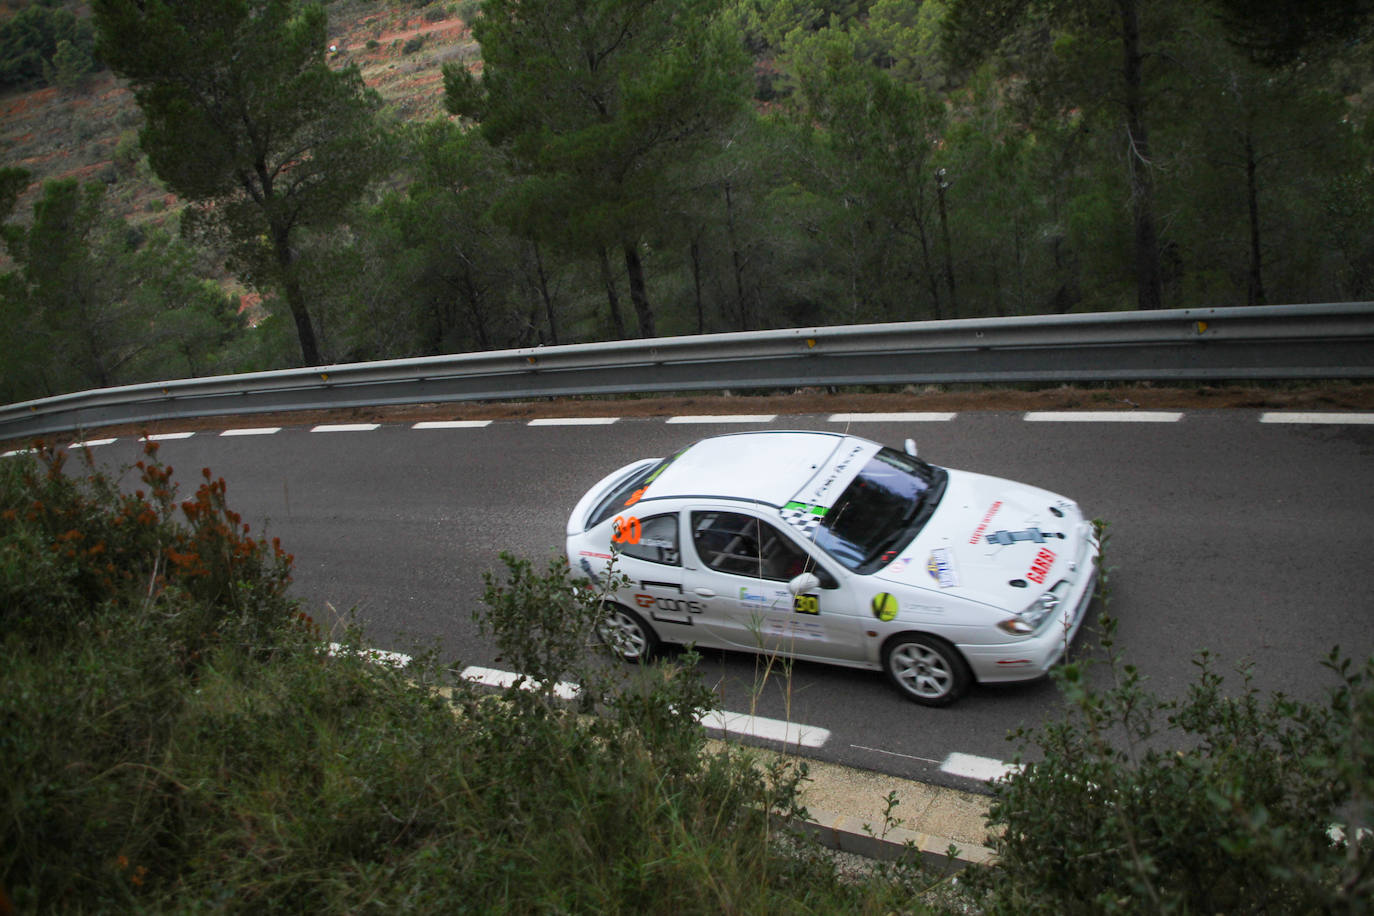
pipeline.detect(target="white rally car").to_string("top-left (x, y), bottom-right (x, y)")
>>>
top-left (566, 430), bottom-right (1098, 706)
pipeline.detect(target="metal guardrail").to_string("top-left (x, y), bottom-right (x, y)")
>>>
top-left (2, 302), bottom-right (1371, 441)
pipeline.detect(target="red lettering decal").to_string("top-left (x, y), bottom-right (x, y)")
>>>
top-left (969, 500), bottom-right (1004, 545)
top-left (1026, 548), bottom-right (1057, 584)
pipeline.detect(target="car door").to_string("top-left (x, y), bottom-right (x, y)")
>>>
top-left (607, 511), bottom-right (709, 637)
top-left (681, 508), bottom-right (866, 662)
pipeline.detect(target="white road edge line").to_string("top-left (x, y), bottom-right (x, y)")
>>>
top-left (666, 415), bottom-right (777, 424)
top-left (141, 432), bottom-right (195, 441)
top-left (698, 710), bottom-right (831, 748)
top-left (2, 448), bottom-right (36, 458)
top-left (456, 665), bottom-right (828, 747)
top-left (1260, 411), bottom-right (1374, 425)
top-left (312, 423), bottom-right (381, 432)
top-left (1024, 411), bottom-right (1183, 423)
top-left (461, 665), bottom-right (581, 701)
top-left (940, 752), bottom-right (1021, 782)
top-left (69, 438), bottom-right (117, 448)
top-left (828, 412), bottom-right (956, 423)
top-left (412, 420), bottom-right (493, 429)
top-left (220, 427), bottom-right (281, 437)
top-left (528, 417), bottom-right (620, 426)
top-left (326, 642), bottom-right (412, 669)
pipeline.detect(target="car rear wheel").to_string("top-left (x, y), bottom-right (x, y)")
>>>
top-left (598, 604), bottom-right (660, 662)
top-left (883, 635), bottom-right (970, 707)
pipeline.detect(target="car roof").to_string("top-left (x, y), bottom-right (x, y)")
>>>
top-left (645, 430), bottom-right (860, 507)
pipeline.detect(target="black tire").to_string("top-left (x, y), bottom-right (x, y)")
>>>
top-left (597, 604), bottom-right (660, 662)
top-left (883, 634), bottom-right (971, 707)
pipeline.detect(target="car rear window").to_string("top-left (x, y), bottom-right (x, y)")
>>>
top-left (587, 453), bottom-right (679, 529)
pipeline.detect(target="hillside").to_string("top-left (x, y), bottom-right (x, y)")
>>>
top-left (0, 1), bottom-right (476, 228)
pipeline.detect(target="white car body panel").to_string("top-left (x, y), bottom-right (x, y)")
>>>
top-left (566, 431), bottom-right (1100, 697)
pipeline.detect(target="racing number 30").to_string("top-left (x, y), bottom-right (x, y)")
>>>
top-left (612, 515), bottom-right (642, 545)
top-left (793, 594), bottom-right (820, 615)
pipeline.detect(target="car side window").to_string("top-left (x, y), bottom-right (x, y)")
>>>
top-left (691, 511), bottom-right (811, 582)
top-left (618, 513), bottom-right (680, 566)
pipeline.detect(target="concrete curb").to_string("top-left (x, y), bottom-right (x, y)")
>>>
top-left (791, 806), bottom-right (997, 871)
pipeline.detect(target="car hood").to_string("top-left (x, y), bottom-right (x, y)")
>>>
top-left (872, 468), bottom-right (1092, 610)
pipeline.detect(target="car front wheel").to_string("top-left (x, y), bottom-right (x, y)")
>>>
top-left (598, 604), bottom-right (660, 662)
top-left (883, 635), bottom-right (970, 707)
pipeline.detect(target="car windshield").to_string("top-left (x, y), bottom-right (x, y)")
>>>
top-left (810, 448), bottom-right (947, 573)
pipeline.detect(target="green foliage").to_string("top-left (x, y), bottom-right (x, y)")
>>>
top-left (1209, 0), bottom-right (1374, 68)
top-left (3, 0), bottom-right (1373, 383)
top-left (0, 3), bottom-right (98, 90)
top-left (42, 38), bottom-right (94, 90)
top-left (448, 0), bottom-right (754, 337)
top-left (1, 449), bottom-right (930, 912)
top-left (91, 0), bottom-right (391, 367)
top-left (789, 25), bottom-right (952, 320)
top-left (0, 179), bottom-right (246, 402)
top-left (961, 613), bottom-right (1374, 913)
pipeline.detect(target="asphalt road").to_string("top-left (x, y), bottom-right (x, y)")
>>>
top-left (63, 408), bottom-right (1374, 790)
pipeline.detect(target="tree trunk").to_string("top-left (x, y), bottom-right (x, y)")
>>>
top-left (1244, 132), bottom-right (1266, 306)
top-left (597, 246), bottom-right (626, 338)
top-left (690, 236), bottom-right (705, 334)
top-left (272, 226), bottom-right (322, 365)
top-left (532, 242), bottom-right (559, 344)
top-left (622, 242), bottom-right (655, 338)
top-left (1118, 0), bottom-right (1164, 310)
top-left (724, 182), bottom-right (750, 330)
top-left (936, 172), bottom-right (958, 317)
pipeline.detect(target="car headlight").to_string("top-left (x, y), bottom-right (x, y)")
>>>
top-left (996, 582), bottom-right (1068, 636)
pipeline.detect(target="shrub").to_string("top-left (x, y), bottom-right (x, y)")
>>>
top-left (960, 614), bottom-right (1374, 913)
top-left (1, 447), bottom-right (935, 912)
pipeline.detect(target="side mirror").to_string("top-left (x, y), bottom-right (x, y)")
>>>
top-left (787, 572), bottom-right (821, 595)
top-left (904, 438), bottom-right (918, 457)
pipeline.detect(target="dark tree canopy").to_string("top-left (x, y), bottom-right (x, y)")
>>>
top-left (1210, 0), bottom-right (1374, 66)
top-left (91, 0), bottom-right (389, 366)
top-left (445, 0), bottom-right (752, 338)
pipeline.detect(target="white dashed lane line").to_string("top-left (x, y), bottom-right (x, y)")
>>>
top-left (828, 412), bottom-right (957, 423)
top-left (666, 414), bottom-right (777, 424)
top-left (10, 408), bottom-right (1374, 459)
top-left (219, 427), bottom-right (281, 437)
top-left (698, 710), bottom-right (831, 749)
top-left (1260, 411), bottom-right (1374, 424)
top-left (461, 665), bottom-right (580, 701)
top-left (939, 752), bottom-right (1021, 782)
top-left (459, 664), bottom-right (829, 747)
top-left (1023, 411), bottom-right (1183, 423)
top-left (412, 420), bottom-right (492, 429)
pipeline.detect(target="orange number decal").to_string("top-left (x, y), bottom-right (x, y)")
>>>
top-left (612, 516), bottom-right (642, 545)
top-left (624, 487), bottom-right (646, 507)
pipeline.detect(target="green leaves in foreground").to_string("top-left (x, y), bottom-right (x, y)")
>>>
top-left (966, 614), bottom-right (1374, 914)
top-left (2, 449), bottom-right (932, 913)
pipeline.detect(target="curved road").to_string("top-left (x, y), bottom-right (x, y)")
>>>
top-left (60, 407), bottom-right (1374, 790)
